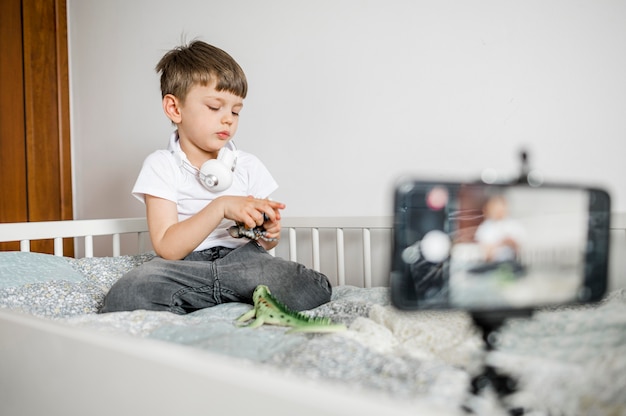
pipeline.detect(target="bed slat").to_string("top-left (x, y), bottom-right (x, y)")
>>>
top-left (363, 228), bottom-right (372, 288)
top-left (84, 235), bottom-right (94, 258)
top-left (288, 228), bottom-right (297, 261)
top-left (311, 228), bottom-right (320, 272)
top-left (113, 233), bottom-right (121, 257)
top-left (336, 228), bottom-right (345, 286)
top-left (54, 237), bottom-right (63, 256)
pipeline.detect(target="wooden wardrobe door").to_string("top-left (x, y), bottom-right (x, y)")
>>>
top-left (0, 0), bottom-right (28, 230)
top-left (0, 0), bottom-right (73, 255)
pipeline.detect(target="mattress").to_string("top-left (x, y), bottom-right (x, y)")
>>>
top-left (0, 251), bottom-right (625, 415)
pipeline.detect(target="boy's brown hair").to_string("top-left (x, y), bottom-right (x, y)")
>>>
top-left (155, 40), bottom-right (247, 102)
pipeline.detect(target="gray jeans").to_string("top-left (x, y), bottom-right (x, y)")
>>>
top-left (99, 241), bottom-right (332, 314)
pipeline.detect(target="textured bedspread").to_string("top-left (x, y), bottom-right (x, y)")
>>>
top-left (1, 252), bottom-right (625, 415)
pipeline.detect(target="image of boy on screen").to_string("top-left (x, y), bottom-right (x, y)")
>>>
top-left (475, 194), bottom-right (524, 262)
top-left (448, 187), bottom-right (590, 309)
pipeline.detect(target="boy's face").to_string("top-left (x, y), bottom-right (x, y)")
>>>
top-left (484, 196), bottom-right (508, 221)
top-left (165, 81), bottom-right (243, 165)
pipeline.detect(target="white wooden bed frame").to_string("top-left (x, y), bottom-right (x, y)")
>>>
top-left (0, 217), bottom-right (395, 288)
top-left (1, 214), bottom-right (624, 287)
top-left (1, 214), bottom-right (625, 416)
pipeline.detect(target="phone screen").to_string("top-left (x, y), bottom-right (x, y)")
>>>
top-left (391, 181), bottom-right (610, 311)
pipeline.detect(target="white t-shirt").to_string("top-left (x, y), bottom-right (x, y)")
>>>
top-left (474, 218), bottom-right (525, 261)
top-left (132, 132), bottom-right (278, 251)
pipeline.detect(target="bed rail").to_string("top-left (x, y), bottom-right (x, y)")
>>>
top-left (0, 216), bottom-right (394, 288)
top-left (1, 213), bottom-right (624, 289)
top-left (279, 217), bottom-right (392, 287)
top-left (0, 218), bottom-right (149, 258)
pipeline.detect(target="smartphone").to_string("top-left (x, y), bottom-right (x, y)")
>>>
top-left (390, 180), bottom-right (611, 311)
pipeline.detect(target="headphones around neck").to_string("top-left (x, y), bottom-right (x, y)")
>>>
top-left (174, 140), bottom-right (238, 192)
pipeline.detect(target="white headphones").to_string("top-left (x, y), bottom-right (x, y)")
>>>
top-left (172, 138), bottom-right (238, 192)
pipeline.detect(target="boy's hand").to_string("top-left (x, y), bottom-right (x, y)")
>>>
top-left (260, 211), bottom-right (282, 241)
top-left (145, 194), bottom-right (284, 260)
top-left (221, 195), bottom-right (285, 231)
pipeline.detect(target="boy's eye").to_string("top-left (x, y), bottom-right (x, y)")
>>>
top-left (207, 103), bottom-right (242, 116)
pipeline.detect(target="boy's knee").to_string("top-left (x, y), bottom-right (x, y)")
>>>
top-left (277, 266), bottom-right (333, 311)
top-left (303, 269), bottom-right (333, 308)
top-left (99, 261), bottom-right (167, 313)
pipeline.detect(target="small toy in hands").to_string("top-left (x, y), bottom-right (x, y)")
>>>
top-left (227, 213), bottom-right (277, 242)
top-left (228, 223), bottom-right (276, 242)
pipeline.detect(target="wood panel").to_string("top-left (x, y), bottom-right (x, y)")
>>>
top-left (55, 0), bottom-right (73, 226)
top-left (0, 0), bottom-right (28, 223)
top-left (0, 0), bottom-right (27, 251)
top-left (0, 0), bottom-right (73, 255)
top-left (23, 0), bottom-right (62, 223)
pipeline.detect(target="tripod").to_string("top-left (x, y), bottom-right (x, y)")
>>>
top-left (464, 310), bottom-right (532, 415)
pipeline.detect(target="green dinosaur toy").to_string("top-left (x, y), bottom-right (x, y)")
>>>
top-left (236, 285), bottom-right (347, 333)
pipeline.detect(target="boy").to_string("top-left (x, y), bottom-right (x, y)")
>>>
top-left (100, 40), bottom-right (332, 314)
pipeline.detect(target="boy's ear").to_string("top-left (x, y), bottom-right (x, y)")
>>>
top-left (162, 94), bottom-right (182, 124)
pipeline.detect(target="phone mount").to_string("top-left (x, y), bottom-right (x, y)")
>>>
top-left (465, 150), bottom-right (537, 414)
top-left (481, 149), bottom-right (542, 187)
top-left (516, 150), bottom-right (530, 184)
top-left (515, 149), bottom-right (543, 187)
top-left (391, 149), bottom-right (610, 414)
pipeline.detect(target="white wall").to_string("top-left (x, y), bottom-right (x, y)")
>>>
top-left (68, 0), bottom-right (626, 220)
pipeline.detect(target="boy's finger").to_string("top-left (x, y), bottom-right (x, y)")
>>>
top-left (267, 199), bottom-right (286, 210)
top-left (261, 209), bottom-right (278, 224)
